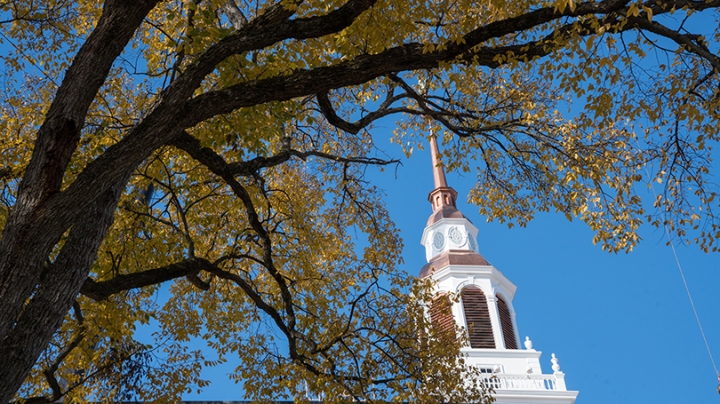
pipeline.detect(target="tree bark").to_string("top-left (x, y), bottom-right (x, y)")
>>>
top-left (0, 176), bottom-right (129, 401)
top-left (0, 1), bottom-right (158, 400)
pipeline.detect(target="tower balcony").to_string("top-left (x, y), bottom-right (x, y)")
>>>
top-left (482, 372), bottom-right (567, 391)
top-left (464, 346), bottom-right (578, 403)
top-left (485, 372), bottom-right (579, 404)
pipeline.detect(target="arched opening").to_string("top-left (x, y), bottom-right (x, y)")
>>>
top-left (496, 294), bottom-right (517, 349)
top-left (461, 286), bottom-right (495, 348)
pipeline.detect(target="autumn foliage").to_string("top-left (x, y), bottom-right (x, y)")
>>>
top-left (0, 0), bottom-right (718, 402)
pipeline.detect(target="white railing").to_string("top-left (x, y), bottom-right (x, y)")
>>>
top-left (481, 373), bottom-right (565, 391)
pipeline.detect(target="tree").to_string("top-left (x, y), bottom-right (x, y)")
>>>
top-left (0, 0), bottom-right (719, 401)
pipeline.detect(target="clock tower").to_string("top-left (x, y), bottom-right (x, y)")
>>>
top-left (420, 135), bottom-right (579, 404)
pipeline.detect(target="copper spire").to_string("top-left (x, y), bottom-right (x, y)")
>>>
top-left (429, 134), bottom-right (448, 189)
top-left (427, 133), bottom-right (458, 212)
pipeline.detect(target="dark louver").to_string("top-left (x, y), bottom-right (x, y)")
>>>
top-left (497, 295), bottom-right (518, 349)
top-left (461, 286), bottom-right (495, 348)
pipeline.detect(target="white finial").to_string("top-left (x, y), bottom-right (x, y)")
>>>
top-left (551, 353), bottom-right (561, 372)
top-left (524, 336), bottom-right (534, 350)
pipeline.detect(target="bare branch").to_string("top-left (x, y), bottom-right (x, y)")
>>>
top-left (628, 16), bottom-right (720, 71)
top-left (316, 89), bottom-right (413, 134)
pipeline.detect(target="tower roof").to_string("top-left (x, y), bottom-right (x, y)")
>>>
top-left (419, 249), bottom-right (490, 278)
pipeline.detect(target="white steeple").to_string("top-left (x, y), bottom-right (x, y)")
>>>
top-left (420, 135), bottom-right (578, 404)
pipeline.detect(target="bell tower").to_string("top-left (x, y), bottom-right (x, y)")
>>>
top-left (420, 135), bottom-right (578, 404)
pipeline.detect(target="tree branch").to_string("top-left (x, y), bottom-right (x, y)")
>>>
top-left (316, 90), bottom-right (413, 134)
top-left (628, 15), bottom-right (720, 72)
top-left (80, 257), bottom-right (214, 301)
top-left (44, 0), bottom-right (380, 240)
top-left (170, 131), bottom-right (399, 178)
top-left (43, 304), bottom-right (86, 402)
top-left (13, 0), bottom-right (160, 208)
top-left (170, 131), bottom-right (301, 346)
top-left (220, 0), bottom-right (248, 30)
top-left (181, 0), bottom-right (637, 128)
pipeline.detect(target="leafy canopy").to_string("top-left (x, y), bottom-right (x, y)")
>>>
top-left (0, 0), bottom-right (719, 402)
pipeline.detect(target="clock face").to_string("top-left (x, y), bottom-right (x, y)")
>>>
top-left (448, 226), bottom-right (465, 246)
top-left (432, 231), bottom-right (445, 250)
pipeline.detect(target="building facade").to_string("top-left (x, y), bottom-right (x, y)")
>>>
top-left (419, 136), bottom-right (579, 404)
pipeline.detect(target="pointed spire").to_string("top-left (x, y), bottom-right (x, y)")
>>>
top-left (427, 133), bottom-right (458, 212)
top-left (429, 134), bottom-right (448, 189)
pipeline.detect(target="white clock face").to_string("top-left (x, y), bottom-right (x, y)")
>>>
top-left (448, 226), bottom-right (465, 246)
top-left (432, 231), bottom-right (445, 250)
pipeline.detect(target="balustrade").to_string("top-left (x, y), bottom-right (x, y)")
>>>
top-left (481, 373), bottom-right (562, 391)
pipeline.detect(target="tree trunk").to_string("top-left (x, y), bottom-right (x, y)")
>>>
top-left (0, 177), bottom-right (129, 402)
top-left (0, 1), bottom-right (158, 400)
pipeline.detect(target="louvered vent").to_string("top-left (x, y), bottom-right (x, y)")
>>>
top-left (461, 286), bottom-right (495, 349)
top-left (496, 295), bottom-right (517, 349)
top-left (430, 294), bottom-right (456, 343)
